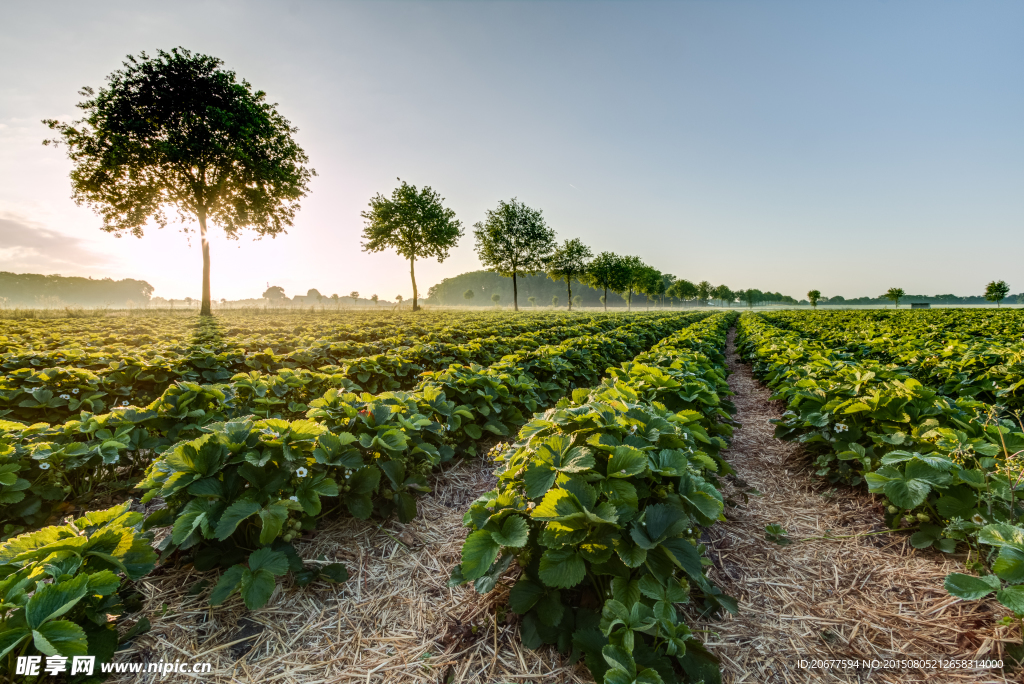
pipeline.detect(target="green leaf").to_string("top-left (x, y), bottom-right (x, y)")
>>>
top-left (883, 478), bottom-right (930, 510)
top-left (320, 563), bottom-right (349, 583)
top-left (461, 530), bottom-right (500, 581)
top-left (26, 574), bottom-right (89, 628)
top-left (209, 564), bottom-right (245, 605)
top-left (32, 620), bottom-right (88, 657)
top-left (491, 516), bottom-right (529, 548)
top-left (509, 578), bottom-right (545, 614)
top-left (258, 504), bottom-right (289, 545)
top-left (523, 463), bottom-right (558, 500)
top-left (240, 568), bottom-right (277, 610)
top-left (463, 424), bottom-right (483, 440)
top-left (0, 628), bottom-right (30, 659)
top-left (997, 586), bottom-right (1024, 615)
top-left (248, 547), bottom-right (290, 575)
top-left (608, 446), bottom-right (647, 478)
top-left (538, 547), bottom-right (586, 588)
top-left (87, 570), bottom-right (121, 596)
top-left (214, 500), bottom-right (262, 541)
top-left (944, 573), bottom-right (1000, 600)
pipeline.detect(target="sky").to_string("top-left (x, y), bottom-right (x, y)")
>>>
top-left (1, 0), bottom-right (1021, 302)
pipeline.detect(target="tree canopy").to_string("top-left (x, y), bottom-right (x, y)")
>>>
top-left (43, 48), bottom-right (315, 316)
top-left (883, 287), bottom-right (906, 308)
top-left (361, 179), bottom-right (463, 311)
top-left (582, 252), bottom-right (627, 311)
top-left (473, 198), bottom-right (555, 311)
top-left (807, 289), bottom-right (822, 308)
top-left (544, 238), bottom-right (593, 311)
top-left (985, 280), bottom-right (1010, 306)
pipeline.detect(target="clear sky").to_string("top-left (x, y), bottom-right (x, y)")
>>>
top-left (1, 0), bottom-right (1021, 302)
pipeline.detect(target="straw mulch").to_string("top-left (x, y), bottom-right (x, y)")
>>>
top-left (681, 331), bottom-right (1021, 684)
top-left (111, 460), bottom-right (590, 683)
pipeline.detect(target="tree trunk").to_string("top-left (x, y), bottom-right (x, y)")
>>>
top-left (603, 286), bottom-right (608, 311)
top-left (199, 207), bottom-right (212, 316)
top-left (410, 256), bottom-right (419, 311)
top-left (513, 272), bottom-right (519, 312)
top-left (566, 277), bottom-right (573, 311)
top-left (627, 288), bottom-right (632, 312)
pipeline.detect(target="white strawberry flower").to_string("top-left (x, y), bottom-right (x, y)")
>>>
top-left (296, 467), bottom-right (309, 478)
top-left (72, 388), bottom-right (79, 394)
top-left (289, 495), bottom-right (299, 502)
top-left (39, 462), bottom-right (51, 470)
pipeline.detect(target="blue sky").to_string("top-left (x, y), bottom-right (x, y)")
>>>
top-left (1, 0), bottom-right (1020, 301)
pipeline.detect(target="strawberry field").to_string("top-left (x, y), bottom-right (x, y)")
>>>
top-left (0, 310), bottom-right (749, 682)
top-left (4, 308), bottom-right (1022, 683)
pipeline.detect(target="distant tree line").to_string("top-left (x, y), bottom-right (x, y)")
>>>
top-left (0, 272), bottom-right (154, 307)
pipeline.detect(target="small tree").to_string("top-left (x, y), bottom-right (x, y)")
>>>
top-left (463, 289), bottom-right (474, 304)
top-left (884, 287), bottom-right (905, 308)
top-left (331, 293), bottom-right (339, 309)
top-left (985, 280), bottom-right (1010, 307)
top-left (491, 293), bottom-right (501, 307)
top-left (668, 279), bottom-right (698, 305)
top-left (361, 179), bottom-right (463, 311)
top-left (473, 198), bottom-right (556, 311)
top-left (713, 284), bottom-right (732, 307)
top-left (637, 267), bottom-right (663, 310)
top-left (528, 296), bottom-right (537, 307)
top-left (349, 291), bottom-right (360, 306)
top-left (371, 294), bottom-right (379, 306)
top-left (582, 251), bottom-right (627, 312)
top-left (44, 48), bottom-right (315, 316)
top-left (263, 285), bottom-right (286, 301)
top-left (696, 281), bottom-right (713, 306)
top-left (615, 255), bottom-right (646, 312)
top-left (544, 238), bottom-right (593, 311)
top-left (573, 295), bottom-right (582, 309)
top-left (807, 290), bottom-right (821, 308)
top-left (551, 295), bottom-right (559, 307)
top-left (395, 294), bottom-right (403, 307)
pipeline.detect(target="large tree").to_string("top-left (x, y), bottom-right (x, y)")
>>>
top-left (361, 179), bottom-right (463, 311)
top-left (473, 198), bottom-right (555, 311)
top-left (582, 251), bottom-right (627, 311)
top-left (43, 48), bottom-right (315, 316)
top-left (544, 238), bottom-right (593, 311)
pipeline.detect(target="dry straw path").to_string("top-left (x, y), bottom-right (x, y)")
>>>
top-left (683, 330), bottom-right (1019, 684)
top-left (112, 329), bottom-right (1020, 684)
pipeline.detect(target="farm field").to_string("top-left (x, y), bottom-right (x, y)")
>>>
top-left (2, 308), bottom-right (1023, 683)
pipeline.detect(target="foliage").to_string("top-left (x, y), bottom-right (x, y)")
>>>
top-left (883, 288), bottom-right (905, 308)
top-left (0, 501), bottom-right (156, 674)
top-left (985, 280), bottom-right (1010, 306)
top-left (545, 239), bottom-right (594, 312)
top-left (473, 199), bottom-right (557, 311)
top-left (43, 47), bottom-right (315, 316)
top-left (807, 290), bottom-right (821, 308)
top-left (583, 253), bottom-right (628, 312)
top-left (361, 179), bottom-right (463, 311)
top-left (450, 313), bottom-right (738, 684)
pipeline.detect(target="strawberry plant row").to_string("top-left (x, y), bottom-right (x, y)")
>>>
top-left (756, 310), bottom-right (1024, 413)
top-left (737, 313), bottom-right (1024, 623)
top-left (1, 312), bottom-right (637, 424)
top-left (449, 312), bottom-right (739, 684)
top-left (0, 313), bottom-right (705, 539)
